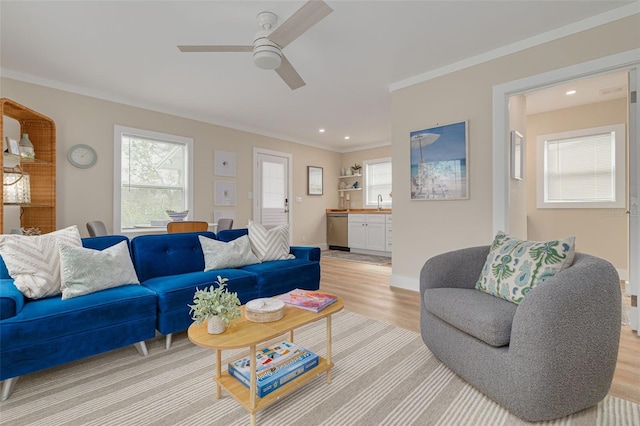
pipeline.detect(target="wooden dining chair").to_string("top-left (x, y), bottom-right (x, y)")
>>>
top-left (166, 221), bottom-right (209, 233)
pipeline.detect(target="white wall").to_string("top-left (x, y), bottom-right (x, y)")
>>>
top-left (390, 14), bottom-right (639, 291)
top-left (0, 78), bottom-right (341, 246)
top-left (508, 95), bottom-right (528, 240)
top-left (526, 98), bottom-right (628, 275)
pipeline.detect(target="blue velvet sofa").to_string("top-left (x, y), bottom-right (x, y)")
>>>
top-left (0, 235), bottom-right (157, 401)
top-left (0, 229), bottom-right (320, 400)
top-left (130, 229), bottom-right (321, 349)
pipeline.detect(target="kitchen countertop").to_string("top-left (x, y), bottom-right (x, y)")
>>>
top-left (326, 209), bottom-right (391, 214)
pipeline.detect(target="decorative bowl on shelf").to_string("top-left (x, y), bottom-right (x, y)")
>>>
top-left (166, 210), bottom-right (189, 221)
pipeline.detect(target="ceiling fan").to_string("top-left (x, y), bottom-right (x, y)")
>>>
top-left (177, 0), bottom-right (333, 90)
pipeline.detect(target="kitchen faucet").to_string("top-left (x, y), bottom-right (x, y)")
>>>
top-left (377, 194), bottom-right (383, 211)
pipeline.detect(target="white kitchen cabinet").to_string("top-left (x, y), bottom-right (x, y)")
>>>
top-left (385, 214), bottom-right (392, 252)
top-left (348, 214), bottom-right (367, 249)
top-left (348, 214), bottom-right (388, 253)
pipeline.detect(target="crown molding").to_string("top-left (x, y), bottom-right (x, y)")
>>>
top-left (389, 2), bottom-right (640, 92)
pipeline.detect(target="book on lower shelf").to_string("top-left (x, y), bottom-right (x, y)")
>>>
top-left (276, 289), bottom-right (338, 313)
top-left (227, 340), bottom-right (319, 397)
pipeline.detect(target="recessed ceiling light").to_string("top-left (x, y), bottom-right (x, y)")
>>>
top-left (318, 128), bottom-right (325, 133)
top-left (344, 136), bottom-right (350, 140)
top-left (566, 90), bottom-right (577, 95)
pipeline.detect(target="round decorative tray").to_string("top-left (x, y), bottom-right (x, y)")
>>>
top-left (245, 298), bottom-right (285, 323)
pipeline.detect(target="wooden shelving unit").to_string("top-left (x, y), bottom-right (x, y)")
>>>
top-left (1, 98), bottom-right (56, 234)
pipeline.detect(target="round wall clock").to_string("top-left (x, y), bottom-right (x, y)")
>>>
top-left (67, 144), bottom-right (97, 168)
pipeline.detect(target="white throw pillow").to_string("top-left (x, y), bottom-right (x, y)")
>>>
top-left (0, 225), bottom-right (82, 299)
top-left (59, 240), bottom-right (140, 300)
top-left (199, 235), bottom-right (260, 270)
top-left (247, 221), bottom-right (295, 262)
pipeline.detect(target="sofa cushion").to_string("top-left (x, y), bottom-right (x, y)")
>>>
top-left (130, 232), bottom-right (215, 282)
top-left (248, 221), bottom-right (295, 262)
top-left (424, 287), bottom-right (517, 347)
top-left (199, 235), bottom-right (260, 270)
top-left (140, 269), bottom-right (258, 334)
top-left (475, 231), bottom-right (575, 304)
top-left (59, 241), bottom-right (140, 300)
top-left (240, 258), bottom-right (320, 298)
top-left (0, 284), bottom-right (157, 351)
top-left (0, 226), bottom-right (82, 299)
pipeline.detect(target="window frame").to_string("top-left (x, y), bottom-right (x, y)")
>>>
top-left (536, 123), bottom-right (626, 209)
top-left (363, 157), bottom-right (392, 208)
top-left (113, 125), bottom-right (194, 233)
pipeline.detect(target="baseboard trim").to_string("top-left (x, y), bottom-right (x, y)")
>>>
top-left (390, 274), bottom-right (419, 292)
top-left (617, 268), bottom-right (628, 282)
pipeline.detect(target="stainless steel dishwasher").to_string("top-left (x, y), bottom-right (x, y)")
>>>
top-left (326, 213), bottom-right (349, 250)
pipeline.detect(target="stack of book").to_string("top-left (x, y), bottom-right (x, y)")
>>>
top-left (227, 340), bottom-right (319, 397)
top-left (277, 289), bottom-right (338, 313)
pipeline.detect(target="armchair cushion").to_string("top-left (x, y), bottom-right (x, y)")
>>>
top-left (475, 231), bottom-right (575, 304)
top-left (424, 287), bottom-right (517, 347)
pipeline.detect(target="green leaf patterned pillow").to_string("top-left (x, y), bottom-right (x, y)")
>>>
top-left (475, 232), bottom-right (576, 304)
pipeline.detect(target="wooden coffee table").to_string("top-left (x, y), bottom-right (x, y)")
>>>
top-left (188, 294), bottom-right (344, 425)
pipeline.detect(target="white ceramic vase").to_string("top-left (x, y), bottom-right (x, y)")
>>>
top-left (207, 316), bottom-right (227, 334)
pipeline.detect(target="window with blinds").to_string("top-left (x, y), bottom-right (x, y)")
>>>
top-left (364, 157), bottom-right (392, 208)
top-left (537, 124), bottom-right (625, 209)
top-left (114, 125), bottom-right (193, 231)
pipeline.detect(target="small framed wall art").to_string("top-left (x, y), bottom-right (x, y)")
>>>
top-left (214, 150), bottom-right (237, 177)
top-left (5, 137), bottom-right (19, 155)
top-left (307, 166), bottom-right (323, 195)
top-left (511, 130), bottom-right (524, 180)
top-left (214, 180), bottom-right (237, 206)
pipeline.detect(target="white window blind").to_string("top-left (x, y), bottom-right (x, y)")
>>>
top-left (545, 133), bottom-right (614, 202)
top-left (114, 125), bottom-right (193, 232)
top-left (537, 123), bottom-right (625, 209)
top-left (364, 158), bottom-right (392, 207)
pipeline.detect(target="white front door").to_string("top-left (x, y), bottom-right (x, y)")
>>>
top-left (253, 148), bottom-right (292, 229)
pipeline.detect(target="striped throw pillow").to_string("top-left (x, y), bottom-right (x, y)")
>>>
top-left (247, 221), bottom-right (295, 262)
top-left (0, 225), bottom-right (82, 299)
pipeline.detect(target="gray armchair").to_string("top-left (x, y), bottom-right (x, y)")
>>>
top-left (420, 246), bottom-right (621, 422)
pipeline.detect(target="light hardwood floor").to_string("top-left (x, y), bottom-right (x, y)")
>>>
top-left (319, 256), bottom-right (640, 404)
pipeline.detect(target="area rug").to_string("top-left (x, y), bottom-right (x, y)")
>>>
top-left (1, 311), bottom-right (637, 426)
top-left (322, 250), bottom-right (391, 265)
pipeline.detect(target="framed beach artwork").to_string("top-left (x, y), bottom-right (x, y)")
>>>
top-left (410, 121), bottom-right (468, 200)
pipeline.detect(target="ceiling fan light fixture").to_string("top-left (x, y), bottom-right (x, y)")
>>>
top-left (253, 47), bottom-right (282, 70)
top-left (253, 33), bottom-right (282, 70)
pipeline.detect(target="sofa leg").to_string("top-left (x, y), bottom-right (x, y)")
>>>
top-left (133, 341), bottom-right (149, 356)
top-left (165, 333), bottom-right (173, 350)
top-left (2, 377), bottom-right (19, 401)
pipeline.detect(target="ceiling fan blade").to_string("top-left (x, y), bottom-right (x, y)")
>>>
top-left (269, 0), bottom-right (333, 48)
top-left (177, 45), bottom-right (253, 53)
top-left (276, 55), bottom-right (306, 90)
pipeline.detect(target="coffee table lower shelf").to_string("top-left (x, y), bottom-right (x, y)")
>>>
top-left (216, 356), bottom-right (333, 413)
